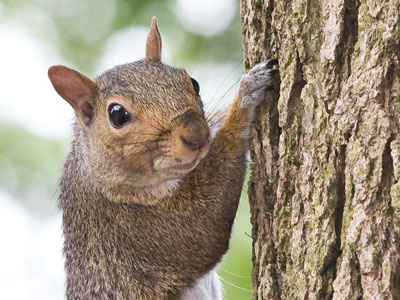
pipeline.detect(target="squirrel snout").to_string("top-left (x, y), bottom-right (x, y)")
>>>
top-left (177, 112), bottom-right (210, 152)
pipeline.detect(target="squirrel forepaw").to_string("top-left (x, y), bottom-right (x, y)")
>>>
top-left (238, 59), bottom-right (278, 109)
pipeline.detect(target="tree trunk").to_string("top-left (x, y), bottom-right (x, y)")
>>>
top-left (240, 0), bottom-right (400, 299)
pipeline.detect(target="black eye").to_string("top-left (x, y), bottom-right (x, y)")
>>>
top-left (191, 78), bottom-right (200, 95)
top-left (108, 103), bottom-right (131, 128)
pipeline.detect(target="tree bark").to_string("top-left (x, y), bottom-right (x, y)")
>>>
top-left (240, 0), bottom-right (400, 299)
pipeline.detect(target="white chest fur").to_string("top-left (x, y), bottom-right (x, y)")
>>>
top-left (179, 270), bottom-right (222, 300)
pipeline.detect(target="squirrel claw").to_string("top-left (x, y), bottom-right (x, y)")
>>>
top-left (238, 59), bottom-right (278, 110)
top-left (268, 69), bottom-right (279, 75)
top-left (265, 58), bottom-right (279, 68)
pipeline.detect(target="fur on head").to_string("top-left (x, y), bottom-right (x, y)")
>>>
top-left (48, 17), bottom-right (210, 205)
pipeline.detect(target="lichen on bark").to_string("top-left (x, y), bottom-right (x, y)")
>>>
top-left (241, 0), bottom-right (400, 299)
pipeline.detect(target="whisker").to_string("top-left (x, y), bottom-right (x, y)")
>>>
top-left (216, 78), bottom-right (240, 103)
top-left (126, 148), bottom-right (151, 157)
top-left (134, 131), bottom-right (161, 137)
top-left (218, 276), bottom-right (253, 293)
top-left (204, 77), bottom-right (239, 122)
top-left (122, 135), bottom-right (166, 147)
top-left (152, 153), bottom-right (169, 170)
top-left (209, 65), bottom-right (240, 103)
top-left (135, 115), bottom-right (167, 133)
top-left (122, 141), bottom-right (159, 149)
top-left (219, 267), bottom-right (251, 278)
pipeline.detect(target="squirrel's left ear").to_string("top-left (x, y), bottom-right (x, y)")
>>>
top-left (48, 65), bottom-right (96, 126)
top-left (146, 16), bottom-right (162, 61)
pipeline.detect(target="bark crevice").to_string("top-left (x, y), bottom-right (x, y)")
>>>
top-left (377, 135), bottom-right (395, 206)
top-left (262, 0), bottom-right (275, 57)
top-left (339, 0), bottom-right (359, 79)
top-left (331, 144), bottom-right (347, 286)
top-left (286, 52), bottom-right (306, 127)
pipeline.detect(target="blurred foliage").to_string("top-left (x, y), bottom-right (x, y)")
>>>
top-left (0, 0), bottom-right (252, 299)
top-left (0, 121), bottom-right (67, 216)
top-left (0, 0), bottom-right (242, 73)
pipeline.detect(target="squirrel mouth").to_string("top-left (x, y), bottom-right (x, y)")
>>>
top-left (170, 158), bottom-right (198, 171)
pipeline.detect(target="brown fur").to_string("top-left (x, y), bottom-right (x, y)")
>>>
top-left (50, 17), bottom-right (277, 300)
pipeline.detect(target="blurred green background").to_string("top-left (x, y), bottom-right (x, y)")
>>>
top-left (0, 0), bottom-right (253, 299)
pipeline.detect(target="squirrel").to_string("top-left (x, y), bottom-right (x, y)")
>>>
top-left (48, 17), bottom-right (278, 300)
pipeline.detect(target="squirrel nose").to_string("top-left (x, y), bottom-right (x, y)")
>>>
top-left (178, 112), bottom-right (210, 151)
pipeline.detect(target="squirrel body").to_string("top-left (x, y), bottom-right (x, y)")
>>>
top-left (49, 17), bottom-right (277, 300)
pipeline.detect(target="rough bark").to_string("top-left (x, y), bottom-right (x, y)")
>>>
top-left (240, 0), bottom-right (400, 299)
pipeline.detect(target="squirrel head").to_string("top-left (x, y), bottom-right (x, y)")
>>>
top-left (48, 17), bottom-right (210, 205)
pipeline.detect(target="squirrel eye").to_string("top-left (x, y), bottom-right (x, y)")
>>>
top-left (108, 103), bottom-right (131, 128)
top-left (191, 78), bottom-right (200, 95)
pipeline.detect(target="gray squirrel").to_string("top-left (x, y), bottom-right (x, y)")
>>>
top-left (48, 17), bottom-right (278, 300)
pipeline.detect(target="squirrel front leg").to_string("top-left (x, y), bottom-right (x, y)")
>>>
top-left (205, 58), bottom-right (278, 215)
top-left (198, 59), bottom-right (278, 188)
top-left (177, 59), bottom-right (278, 264)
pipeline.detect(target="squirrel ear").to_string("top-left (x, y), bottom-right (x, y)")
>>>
top-left (145, 16), bottom-right (162, 61)
top-left (48, 65), bottom-right (96, 125)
